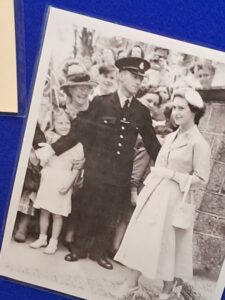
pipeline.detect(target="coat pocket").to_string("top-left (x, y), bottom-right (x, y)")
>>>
top-left (101, 116), bottom-right (117, 125)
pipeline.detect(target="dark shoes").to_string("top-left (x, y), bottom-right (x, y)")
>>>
top-left (64, 250), bottom-right (87, 262)
top-left (96, 257), bottom-right (113, 270)
top-left (64, 247), bottom-right (113, 270)
top-left (90, 254), bottom-right (113, 270)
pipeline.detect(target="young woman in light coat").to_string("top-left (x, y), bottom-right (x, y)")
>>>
top-left (114, 88), bottom-right (211, 300)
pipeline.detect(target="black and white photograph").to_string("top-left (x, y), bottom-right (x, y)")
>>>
top-left (0, 6), bottom-right (225, 300)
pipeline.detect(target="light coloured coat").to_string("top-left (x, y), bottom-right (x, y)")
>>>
top-left (115, 125), bottom-right (211, 281)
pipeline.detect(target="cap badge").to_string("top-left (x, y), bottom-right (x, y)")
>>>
top-left (139, 62), bottom-right (144, 70)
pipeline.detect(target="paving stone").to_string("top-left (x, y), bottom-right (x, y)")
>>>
top-left (194, 212), bottom-right (217, 235)
top-left (193, 189), bottom-right (206, 210)
top-left (198, 103), bottom-right (212, 132)
top-left (221, 177), bottom-right (225, 195)
top-left (213, 217), bottom-right (225, 238)
top-left (207, 104), bottom-right (225, 134)
top-left (207, 162), bottom-right (225, 193)
top-left (211, 135), bottom-right (225, 161)
top-left (193, 233), bottom-right (225, 273)
top-left (200, 193), bottom-right (225, 216)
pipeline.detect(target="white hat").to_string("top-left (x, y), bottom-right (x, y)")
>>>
top-left (172, 88), bottom-right (204, 108)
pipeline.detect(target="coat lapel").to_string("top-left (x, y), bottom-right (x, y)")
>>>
top-left (110, 92), bottom-right (123, 114)
top-left (128, 97), bottom-right (140, 120)
top-left (169, 133), bottom-right (188, 150)
top-left (168, 125), bottom-right (198, 151)
top-left (129, 97), bottom-right (137, 112)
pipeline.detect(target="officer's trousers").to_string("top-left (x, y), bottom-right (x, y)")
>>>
top-left (74, 178), bottom-right (130, 258)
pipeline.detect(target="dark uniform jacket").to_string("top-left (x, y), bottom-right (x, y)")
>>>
top-left (33, 123), bottom-right (46, 150)
top-left (52, 92), bottom-right (161, 187)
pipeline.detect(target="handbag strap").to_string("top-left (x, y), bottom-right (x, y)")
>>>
top-left (181, 175), bottom-right (192, 204)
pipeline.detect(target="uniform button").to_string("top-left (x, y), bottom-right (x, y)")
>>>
top-left (121, 126), bottom-right (125, 130)
top-left (120, 135), bottom-right (124, 139)
top-left (117, 151), bottom-right (121, 155)
top-left (118, 143), bottom-right (122, 147)
top-left (104, 120), bottom-right (108, 124)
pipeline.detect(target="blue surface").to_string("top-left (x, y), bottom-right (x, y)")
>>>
top-left (0, 0), bottom-right (224, 299)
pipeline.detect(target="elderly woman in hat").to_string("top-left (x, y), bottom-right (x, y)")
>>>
top-left (114, 88), bottom-right (211, 299)
top-left (61, 61), bottom-right (97, 119)
top-left (57, 61), bottom-right (97, 249)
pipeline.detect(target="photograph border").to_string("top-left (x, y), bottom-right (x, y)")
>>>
top-left (0, 6), bottom-right (225, 300)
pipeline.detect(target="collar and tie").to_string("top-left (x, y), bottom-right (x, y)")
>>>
top-left (122, 99), bottom-right (130, 115)
top-left (123, 99), bottom-right (130, 108)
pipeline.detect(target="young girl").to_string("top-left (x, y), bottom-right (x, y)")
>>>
top-left (30, 108), bottom-right (84, 254)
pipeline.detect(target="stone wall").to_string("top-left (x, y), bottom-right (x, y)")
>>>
top-left (193, 100), bottom-right (225, 277)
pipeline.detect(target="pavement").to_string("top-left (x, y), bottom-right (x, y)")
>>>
top-left (0, 240), bottom-right (217, 300)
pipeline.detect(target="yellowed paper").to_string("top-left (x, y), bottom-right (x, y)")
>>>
top-left (0, 7), bottom-right (225, 300)
top-left (0, 0), bottom-right (18, 113)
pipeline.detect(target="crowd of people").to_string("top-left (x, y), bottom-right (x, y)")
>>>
top-left (13, 43), bottom-right (211, 300)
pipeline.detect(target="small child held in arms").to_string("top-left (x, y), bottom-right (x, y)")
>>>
top-left (30, 108), bottom-right (84, 254)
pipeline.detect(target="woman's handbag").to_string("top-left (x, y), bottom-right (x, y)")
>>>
top-left (172, 175), bottom-right (194, 230)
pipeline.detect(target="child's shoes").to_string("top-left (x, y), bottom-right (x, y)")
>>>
top-left (29, 234), bottom-right (47, 249)
top-left (43, 238), bottom-right (58, 255)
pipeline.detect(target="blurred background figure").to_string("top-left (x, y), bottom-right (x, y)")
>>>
top-left (194, 60), bottom-right (216, 89)
top-left (80, 55), bottom-right (93, 72)
top-left (211, 62), bottom-right (225, 87)
top-left (145, 47), bottom-right (172, 87)
top-left (127, 44), bottom-right (145, 58)
top-left (150, 47), bottom-right (170, 70)
top-left (169, 52), bottom-right (195, 86)
top-left (138, 87), bottom-right (165, 121)
top-left (117, 49), bottom-right (127, 60)
top-left (89, 47), bottom-right (103, 80)
top-left (156, 85), bottom-right (171, 103)
top-left (137, 87), bottom-right (175, 144)
top-left (90, 64), bottom-right (118, 99)
top-left (102, 47), bottom-right (116, 65)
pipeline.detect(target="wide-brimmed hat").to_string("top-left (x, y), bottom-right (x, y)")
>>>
top-left (115, 56), bottom-right (150, 77)
top-left (61, 62), bottom-right (97, 95)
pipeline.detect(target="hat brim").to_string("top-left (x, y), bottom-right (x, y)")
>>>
top-left (123, 68), bottom-right (146, 77)
top-left (61, 80), bottom-right (98, 92)
top-left (115, 57), bottom-right (150, 75)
